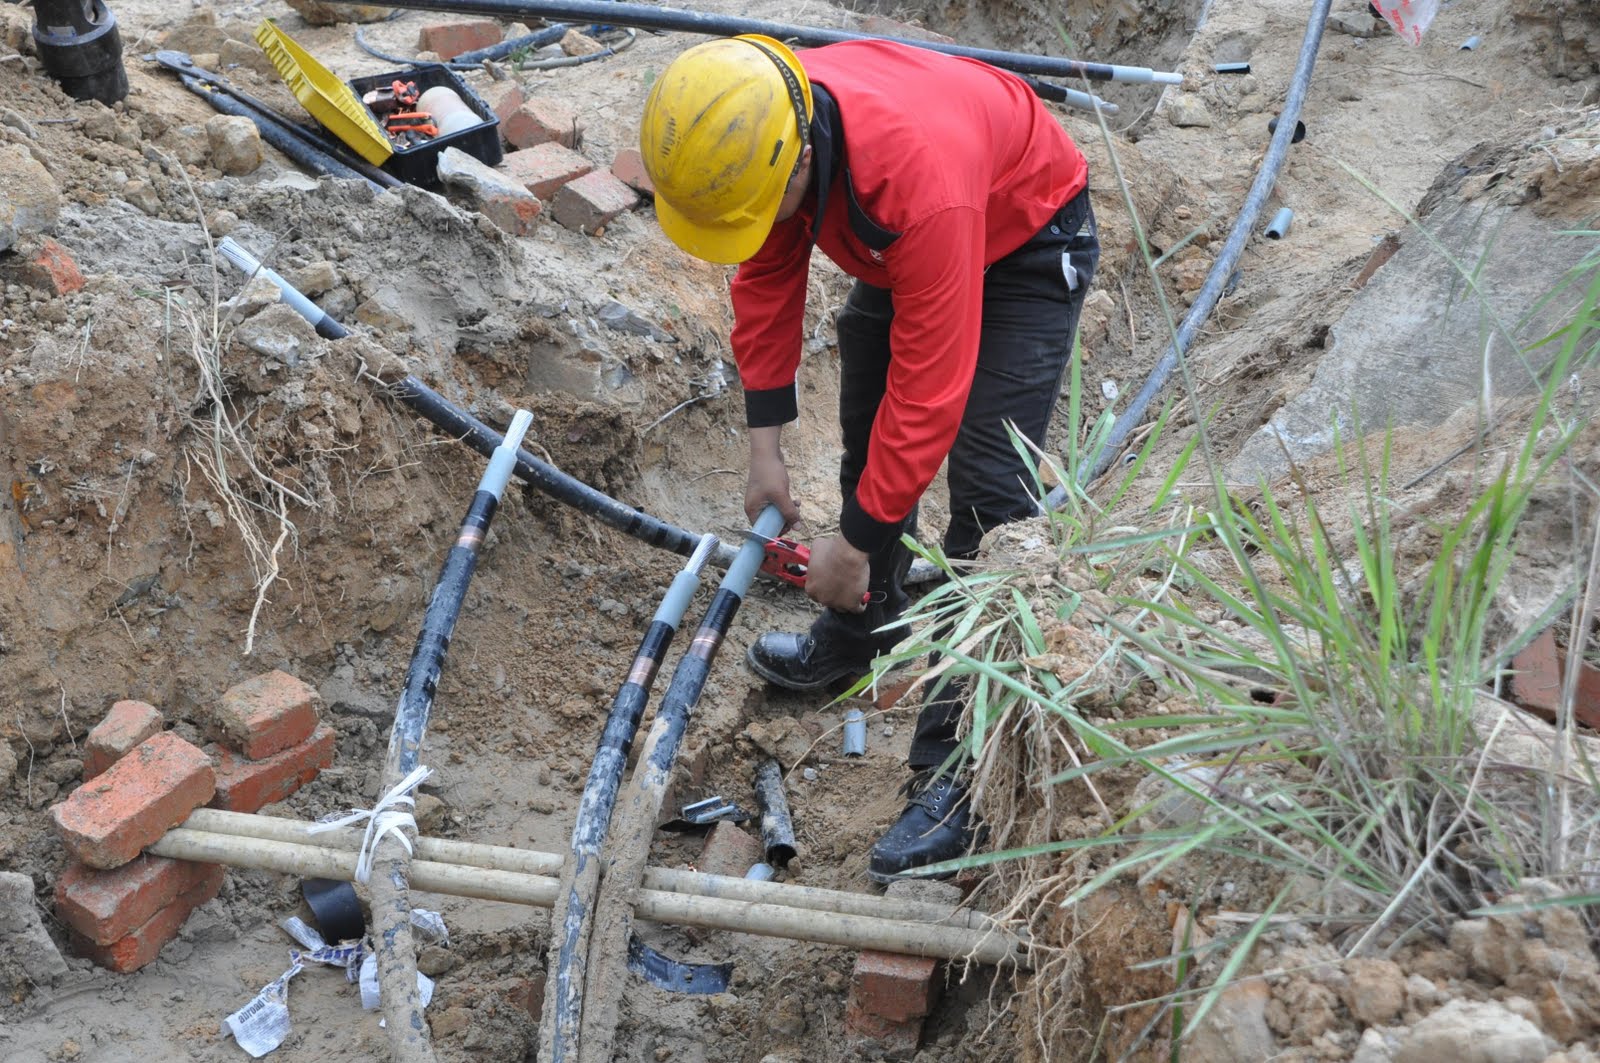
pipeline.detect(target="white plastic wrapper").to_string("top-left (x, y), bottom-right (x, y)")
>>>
top-left (1371, 0), bottom-right (1441, 44)
top-left (410, 909), bottom-right (449, 947)
top-left (279, 917), bottom-right (326, 952)
top-left (359, 953), bottom-right (435, 1013)
top-left (223, 964), bottom-right (303, 1058)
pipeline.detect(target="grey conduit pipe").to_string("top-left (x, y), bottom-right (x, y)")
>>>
top-left (1058, 0), bottom-right (1333, 494)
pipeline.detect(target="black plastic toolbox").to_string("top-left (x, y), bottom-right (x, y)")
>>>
top-left (346, 64), bottom-right (502, 187)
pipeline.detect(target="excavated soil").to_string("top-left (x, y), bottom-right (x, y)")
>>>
top-left (2, 0), bottom-right (1599, 1061)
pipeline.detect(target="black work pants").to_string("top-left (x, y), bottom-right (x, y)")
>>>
top-left (812, 186), bottom-right (1100, 770)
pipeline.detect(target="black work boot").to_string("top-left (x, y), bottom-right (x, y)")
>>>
top-left (746, 620), bottom-right (879, 691)
top-left (867, 770), bottom-right (979, 883)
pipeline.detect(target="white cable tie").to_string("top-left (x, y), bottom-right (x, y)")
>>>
top-left (308, 765), bottom-right (433, 884)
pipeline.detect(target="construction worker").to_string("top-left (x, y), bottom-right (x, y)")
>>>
top-left (639, 35), bottom-right (1099, 880)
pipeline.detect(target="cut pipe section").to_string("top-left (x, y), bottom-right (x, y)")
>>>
top-left (753, 759), bottom-right (798, 868)
top-left (1264, 207), bottom-right (1294, 240)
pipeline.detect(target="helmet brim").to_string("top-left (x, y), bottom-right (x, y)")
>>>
top-left (654, 190), bottom-right (783, 266)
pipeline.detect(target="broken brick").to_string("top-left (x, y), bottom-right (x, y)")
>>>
top-left (502, 142), bottom-right (593, 201)
top-left (417, 19), bottom-right (503, 60)
top-left (55, 855), bottom-right (219, 946)
top-left (208, 723), bottom-right (335, 813)
top-left (10, 237), bottom-right (85, 296)
top-left (50, 732), bottom-right (215, 870)
top-left (1511, 627), bottom-right (1600, 730)
top-left (72, 866), bottom-right (224, 972)
top-left (438, 146), bottom-right (543, 237)
top-left (502, 97), bottom-right (580, 150)
top-left (213, 669), bottom-right (320, 760)
top-left (552, 170), bottom-right (637, 235)
top-left (83, 699), bottom-right (164, 780)
top-left (609, 148), bottom-right (655, 197)
top-left (846, 950), bottom-right (941, 1057)
top-left (698, 820), bottom-right (763, 879)
top-left (480, 80), bottom-right (526, 130)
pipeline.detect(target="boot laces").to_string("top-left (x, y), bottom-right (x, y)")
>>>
top-left (902, 769), bottom-right (957, 815)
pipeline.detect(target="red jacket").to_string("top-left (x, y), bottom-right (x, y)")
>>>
top-left (730, 40), bottom-right (1088, 552)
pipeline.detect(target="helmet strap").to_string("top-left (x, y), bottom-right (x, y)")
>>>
top-left (741, 38), bottom-right (810, 169)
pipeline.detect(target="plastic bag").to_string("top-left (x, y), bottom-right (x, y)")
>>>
top-left (1371, 0), bottom-right (1441, 45)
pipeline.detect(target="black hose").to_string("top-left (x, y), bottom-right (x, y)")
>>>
top-left (180, 76), bottom-right (383, 191)
top-left (388, 375), bottom-right (706, 557)
top-left (1065, 0), bottom-right (1334, 489)
top-left (354, 21), bottom-right (575, 70)
top-left (320, 0), bottom-right (1182, 84)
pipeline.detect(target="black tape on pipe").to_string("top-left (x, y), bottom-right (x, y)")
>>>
top-left (753, 759), bottom-right (797, 867)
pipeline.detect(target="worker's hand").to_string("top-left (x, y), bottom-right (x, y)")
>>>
top-left (804, 535), bottom-right (870, 613)
top-left (746, 428), bottom-right (801, 530)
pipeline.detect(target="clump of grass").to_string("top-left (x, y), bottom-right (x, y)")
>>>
top-left (860, 114), bottom-right (1600, 1060)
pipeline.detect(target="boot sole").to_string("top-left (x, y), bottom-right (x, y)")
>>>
top-left (866, 865), bottom-right (957, 885)
top-left (744, 644), bottom-right (865, 692)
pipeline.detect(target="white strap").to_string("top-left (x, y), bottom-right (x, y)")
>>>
top-left (309, 765), bottom-right (432, 884)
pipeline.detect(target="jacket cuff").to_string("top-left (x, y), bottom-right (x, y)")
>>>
top-left (839, 493), bottom-right (902, 555)
top-left (743, 384), bottom-right (798, 428)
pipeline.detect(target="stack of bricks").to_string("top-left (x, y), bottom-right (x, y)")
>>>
top-left (50, 671), bottom-right (335, 973)
top-left (50, 723), bottom-right (220, 972)
top-left (204, 670), bottom-right (335, 814)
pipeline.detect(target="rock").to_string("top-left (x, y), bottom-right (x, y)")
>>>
top-left (122, 178), bottom-right (160, 216)
top-left (206, 116), bottom-right (263, 177)
top-left (0, 742), bottom-right (16, 789)
top-left (283, 0), bottom-right (396, 25)
top-left (1352, 1026), bottom-right (1397, 1063)
top-left (234, 303), bottom-right (314, 366)
top-left (560, 29), bottom-right (606, 56)
top-left (596, 300), bottom-right (674, 342)
top-left (1341, 957), bottom-right (1406, 1026)
top-left (1328, 10), bottom-right (1381, 36)
top-left (1265, 976), bottom-right (1339, 1044)
top-left (1183, 979), bottom-right (1276, 1062)
top-left (1404, 972), bottom-right (1444, 1011)
top-left (417, 944), bottom-right (455, 976)
top-left (0, 871), bottom-right (70, 990)
top-left (0, 143), bottom-right (61, 252)
top-left (218, 38), bottom-right (277, 77)
top-left (743, 717), bottom-right (812, 768)
top-left (414, 793), bottom-right (447, 833)
top-left (436, 147), bottom-right (542, 237)
top-left (160, 124), bottom-right (211, 168)
top-left (1131, 762), bottom-right (1223, 831)
top-left (288, 261), bottom-right (339, 297)
top-left (1394, 999), bottom-right (1549, 1063)
top-left (1448, 917), bottom-right (1521, 982)
top-left (319, 663), bottom-right (391, 720)
top-left (1168, 96), bottom-right (1214, 128)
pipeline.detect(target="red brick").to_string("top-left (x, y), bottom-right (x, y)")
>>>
top-left (55, 855), bottom-right (219, 945)
top-left (1511, 627), bottom-right (1600, 730)
top-left (502, 97), bottom-right (580, 150)
top-left (73, 867), bottom-right (224, 973)
top-left (213, 669), bottom-right (320, 760)
top-left (610, 148), bottom-right (654, 197)
top-left (50, 733), bottom-right (215, 870)
top-left (873, 678), bottom-right (917, 711)
top-left (502, 142), bottom-right (593, 201)
top-left (417, 19), bottom-right (503, 60)
top-left (83, 699), bottom-right (163, 780)
top-left (208, 723), bottom-right (335, 813)
top-left (845, 997), bottom-right (924, 1058)
top-left (12, 237), bottom-right (85, 296)
top-left (698, 820), bottom-right (763, 879)
top-left (552, 170), bottom-right (637, 235)
top-left (480, 81), bottom-right (525, 129)
top-left (850, 950), bottom-right (940, 1023)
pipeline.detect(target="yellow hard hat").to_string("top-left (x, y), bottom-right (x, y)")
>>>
top-left (640, 35), bottom-right (813, 265)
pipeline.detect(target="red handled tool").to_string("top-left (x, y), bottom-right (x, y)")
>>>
top-left (747, 531), bottom-right (881, 604)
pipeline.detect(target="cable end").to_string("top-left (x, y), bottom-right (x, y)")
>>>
top-left (215, 236), bottom-right (260, 276)
top-left (686, 533), bottom-right (719, 576)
